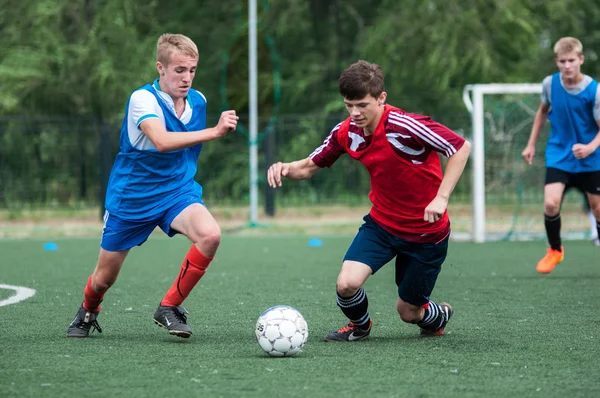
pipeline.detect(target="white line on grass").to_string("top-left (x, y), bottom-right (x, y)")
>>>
top-left (0, 284), bottom-right (37, 307)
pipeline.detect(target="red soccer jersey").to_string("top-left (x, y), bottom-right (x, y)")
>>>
top-left (310, 105), bottom-right (466, 242)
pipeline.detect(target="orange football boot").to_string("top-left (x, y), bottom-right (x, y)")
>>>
top-left (536, 247), bottom-right (564, 274)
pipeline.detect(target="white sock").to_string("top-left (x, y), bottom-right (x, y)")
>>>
top-left (588, 211), bottom-right (598, 240)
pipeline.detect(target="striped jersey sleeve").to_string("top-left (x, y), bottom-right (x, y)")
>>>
top-left (387, 111), bottom-right (465, 158)
top-left (309, 122), bottom-right (346, 167)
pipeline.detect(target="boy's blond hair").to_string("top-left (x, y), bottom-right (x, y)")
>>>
top-left (553, 37), bottom-right (583, 56)
top-left (156, 33), bottom-right (198, 65)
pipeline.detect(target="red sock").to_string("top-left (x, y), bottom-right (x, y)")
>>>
top-left (83, 276), bottom-right (104, 312)
top-left (161, 245), bottom-right (212, 307)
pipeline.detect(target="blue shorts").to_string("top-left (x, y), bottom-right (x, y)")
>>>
top-left (100, 194), bottom-right (204, 252)
top-left (344, 215), bottom-right (449, 306)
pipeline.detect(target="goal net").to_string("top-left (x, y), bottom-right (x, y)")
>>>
top-left (463, 84), bottom-right (594, 243)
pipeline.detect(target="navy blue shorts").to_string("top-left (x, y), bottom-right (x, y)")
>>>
top-left (344, 215), bottom-right (449, 306)
top-left (100, 194), bottom-right (204, 252)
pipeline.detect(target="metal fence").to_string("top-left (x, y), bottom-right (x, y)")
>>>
top-left (0, 110), bottom-right (516, 218)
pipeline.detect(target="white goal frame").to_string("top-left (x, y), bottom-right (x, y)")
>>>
top-left (462, 83), bottom-right (542, 243)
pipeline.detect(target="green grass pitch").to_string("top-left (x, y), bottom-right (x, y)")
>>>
top-left (1, 235), bottom-right (599, 397)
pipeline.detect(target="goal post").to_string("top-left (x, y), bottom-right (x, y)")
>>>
top-left (463, 83), bottom-right (542, 243)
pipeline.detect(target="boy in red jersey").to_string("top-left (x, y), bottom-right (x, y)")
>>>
top-left (267, 60), bottom-right (471, 340)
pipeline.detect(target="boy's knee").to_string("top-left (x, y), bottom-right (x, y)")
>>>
top-left (396, 300), bottom-right (423, 323)
top-left (92, 275), bottom-right (115, 293)
top-left (204, 229), bottom-right (221, 246)
top-left (336, 278), bottom-right (362, 297)
top-left (197, 226), bottom-right (221, 252)
top-left (544, 200), bottom-right (561, 215)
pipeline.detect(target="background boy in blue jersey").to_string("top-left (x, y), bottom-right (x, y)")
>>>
top-left (522, 37), bottom-right (600, 274)
top-left (67, 33), bottom-right (238, 338)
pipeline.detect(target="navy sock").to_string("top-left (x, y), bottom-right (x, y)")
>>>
top-left (336, 288), bottom-right (371, 329)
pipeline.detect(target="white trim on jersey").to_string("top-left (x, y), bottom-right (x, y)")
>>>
top-left (127, 86), bottom-right (201, 151)
top-left (309, 122), bottom-right (342, 159)
top-left (386, 133), bottom-right (426, 156)
top-left (388, 112), bottom-right (457, 157)
top-left (128, 90), bottom-right (161, 150)
top-left (195, 89), bottom-right (207, 104)
top-left (348, 131), bottom-right (366, 151)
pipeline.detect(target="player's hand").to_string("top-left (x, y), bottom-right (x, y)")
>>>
top-left (572, 143), bottom-right (593, 159)
top-left (424, 195), bottom-right (448, 223)
top-left (521, 145), bottom-right (535, 165)
top-left (215, 110), bottom-right (238, 138)
top-left (267, 162), bottom-right (290, 188)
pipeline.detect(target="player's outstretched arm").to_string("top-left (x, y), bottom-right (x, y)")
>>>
top-left (140, 110), bottom-right (238, 152)
top-left (267, 158), bottom-right (321, 188)
top-left (522, 103), bottom-right (550, 165)
top-left (424, 141), bottom-right (471, 223)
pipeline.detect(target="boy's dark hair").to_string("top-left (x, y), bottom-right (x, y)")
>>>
top-left (339, 60), bottom-right (385, 100)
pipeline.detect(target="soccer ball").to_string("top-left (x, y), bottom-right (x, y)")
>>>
top-left (255, 305), bottom-right (308, 357)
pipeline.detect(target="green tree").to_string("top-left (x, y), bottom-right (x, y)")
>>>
top-left (1, 0), bottom-right (599, 208)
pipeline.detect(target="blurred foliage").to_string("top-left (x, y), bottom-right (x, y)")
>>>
top-left (0, 0), bottom-right (599, 208)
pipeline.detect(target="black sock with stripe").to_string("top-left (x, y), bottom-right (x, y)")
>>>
top-left (336, 288), bottom-right (371, 330)
top-left (417, 300), bottom-right (445, 331)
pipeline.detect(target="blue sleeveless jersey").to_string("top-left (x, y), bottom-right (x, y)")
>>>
top-left (546, 73), bottom-right (600, 172)
top-left (105, 85), bottom-right (207, 220)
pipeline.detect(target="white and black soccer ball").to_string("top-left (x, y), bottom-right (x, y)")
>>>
top-left (255, 305), bottom-right (308, 357)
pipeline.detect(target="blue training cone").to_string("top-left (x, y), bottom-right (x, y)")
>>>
top-left (43, 242), bottom-right (58, 251)
top-left (308, 238), bottom-right (323, 247)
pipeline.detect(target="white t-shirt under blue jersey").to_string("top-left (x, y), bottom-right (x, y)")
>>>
top-left (104, 80), bottom-right (208, 221)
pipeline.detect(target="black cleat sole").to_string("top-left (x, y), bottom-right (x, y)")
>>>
top-left (154, 320), bottom-right (192, 338)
